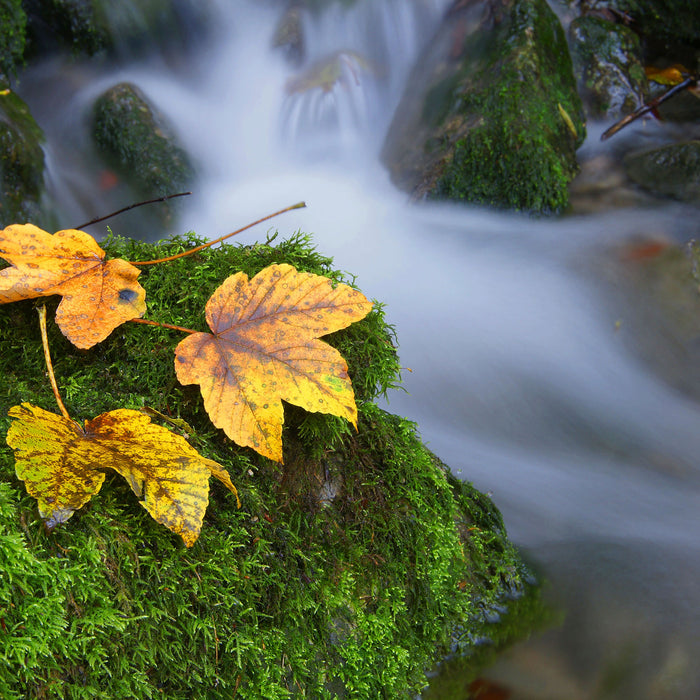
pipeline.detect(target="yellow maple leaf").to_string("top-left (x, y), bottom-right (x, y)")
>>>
top-left (174, 263), bottom-right (373, 462)
top-left (7, 403), bottom-right (238, 546)
top-left (0, 224), bottom-right (146, 349)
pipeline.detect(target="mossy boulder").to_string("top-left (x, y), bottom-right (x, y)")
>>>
top-left (569, 15), bottom-right (647, 120)
top-left (91, 82), bottom-right (195, 231)
top-left (381, 0), bottom-right (585, 215)
top-left (0, 85), bottom-right (46, 226)
top-left (0, 232), bottom-right (539, 697)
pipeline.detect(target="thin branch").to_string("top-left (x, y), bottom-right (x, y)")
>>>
top-left (37, 305), bottom-right (72, 421)
top-left (601, 76), bottom-right (697, 141)
top-left (129, 317), bottom-right (198, 334)
top-left (74, 191), bottom-right (192, 230)
top-left (130, 201), bottom-right (307, 266)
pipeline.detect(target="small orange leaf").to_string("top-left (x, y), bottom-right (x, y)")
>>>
top-left (7, 403), bottom-right (238, 546)
top-left (0, 224), bottom-right (146, 348)
top-left (174, 263), bottom-right (373, 462)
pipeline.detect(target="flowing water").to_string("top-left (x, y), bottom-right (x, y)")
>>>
top-left (16, 1), bottom-right (700, 697)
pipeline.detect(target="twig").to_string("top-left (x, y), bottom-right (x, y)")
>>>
top-left (601, 76), bottom-right (697, 141)
top-left (74, 191), bottom-right (192, 230)
top-left (130, 202), bottom-right (306, 266)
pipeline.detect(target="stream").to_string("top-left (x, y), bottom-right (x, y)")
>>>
top-left (16, 1), bottom-right (700, 697)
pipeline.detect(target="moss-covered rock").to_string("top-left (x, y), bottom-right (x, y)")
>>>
top-left (0, 232), bottom-right (539, 697)
top-left (0, 0), bottom-right (26, 77)
top-left (0, 85), bottom-right (46, 226)
top-left (381, 0), bottom-right (585, 215)
top-left (91, 82), bottom-right (195, 230)
top-left (569, 15), bottom-right (647, 119)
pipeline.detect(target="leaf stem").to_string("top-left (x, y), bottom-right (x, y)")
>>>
top-left (130, 201), bottom-right (306, 266)
top-left (37, 305), bottom-right (72, 421)
top-left (129, 318), bottom-right (198, 334)
top-left (74, 191), bottom-right (192, 229)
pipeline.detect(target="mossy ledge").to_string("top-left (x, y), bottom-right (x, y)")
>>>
top-left (1, 232), bottom-right (538, 698)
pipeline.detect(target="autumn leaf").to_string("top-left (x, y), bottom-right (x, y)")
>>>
top-left (174, 263), bottom-right (373, 462)
top-left (645, 64), bottom-right (691, 86)
top-left (7, 403), bottom-right (239, 546)
top-left (0, 224), bottom-right (146, 348)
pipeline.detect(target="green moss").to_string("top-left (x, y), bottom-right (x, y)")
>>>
top-left (430, 0), bottom-right (585, 214)
top-left (0, 0), bottom-right (26, 76)
top-left (0, 233), bottom-right (537, 697)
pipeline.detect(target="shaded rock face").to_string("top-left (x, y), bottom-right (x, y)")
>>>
top-left (624, 140), bottom-right (700, 202)
top-left (381, 0), bottom-right (585, 215)
top-left (0, 87), bottom-right (46, 227)
top-left (22, 0), bottom-right (212, 59)
top-left (569, 15), bottom-right (647, 120)
top-left (91, 82), bottom-right (195, 227)
top-left (0, 0), bottom-right (26, 77)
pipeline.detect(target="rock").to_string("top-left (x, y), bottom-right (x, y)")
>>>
top-left (91, 82), bottom-right (195, 228)
top-left (624, 140), bottom-right (700, 202)
top-left (22, 0), bottom-right (211, 59)
top-left (0, 0), bottom-right (26, 77)
top-left (569, 15), bottom-right (647, 120)
top-left (0, 233), bottom-right (541, 698)
top-left (381, 0), bottom-right (585, 215)
top-left (272, 3), bottom-right (305, 65)
top-left (0, 85), bottom-right (46, 226)
top-left (612, 0), bottom-right (700, 57)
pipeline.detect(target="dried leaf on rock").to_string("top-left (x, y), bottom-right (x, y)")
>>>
top-left (7, 403), bottom-right (238, 546)
top-left (174, 263), bottom-right (373, 462)
top-left (0, 224), bottom-right (146, 348)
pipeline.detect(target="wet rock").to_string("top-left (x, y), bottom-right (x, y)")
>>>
top-left (272, 3), bottom-right (305, 65)
top-left (91, 82), bottom-right (195, 227)
top-left (381, 0), bottom-right (585, 215)
top-left (0, 84), bottom-right (46, 226)
top-left (624, 140), bottom-right (700, 202)
top-left (569, 15), bottom-right (647, 120)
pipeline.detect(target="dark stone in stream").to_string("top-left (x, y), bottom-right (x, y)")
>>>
top-left (381, 0), bottom-right (585, 216)
top-left (91, 81), bottom-right (195, 228)
top-left (624, 139), bottom-right (700, 203)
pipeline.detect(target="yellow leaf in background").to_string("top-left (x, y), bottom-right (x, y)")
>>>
top-left (174, 263), bottom-right (373, 462)
top-left (645, 64), bottom-right (690, 86)
top-left (0, 224), bottom-right (146, 348)
top-left (7, 403), bottom-right (239, 546)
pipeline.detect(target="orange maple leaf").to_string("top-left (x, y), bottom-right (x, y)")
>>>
top-left (174, 263), bottom-right (373, 462)
top-left (7, 403), bottom-right (238, 547)
top-left (0, 224), bottom-right (146, 348)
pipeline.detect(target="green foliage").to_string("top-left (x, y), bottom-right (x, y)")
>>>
top-left (0, 232), bottom-right (536, 696)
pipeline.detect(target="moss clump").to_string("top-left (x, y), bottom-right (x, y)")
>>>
top-left (0, 232), bottom-right (538, 697)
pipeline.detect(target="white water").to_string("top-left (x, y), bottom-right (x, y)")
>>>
top-left (18, 1), bottom-right (700, 697)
